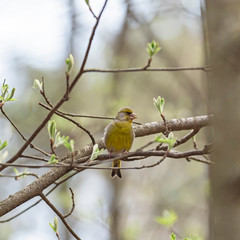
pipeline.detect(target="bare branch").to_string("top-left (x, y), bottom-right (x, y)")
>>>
top-left (39, 102), bottom-right (96, 145)
top-left (0, 107), bottom-right (50, 157)
top-left (40, 193), bottom-right (81, 240)
top-left (83, 66), bottom-right (210, 74)
top-left (39, 102), bottom-right (142, 125)
top-left (63, 188), bottom-right (75, 218)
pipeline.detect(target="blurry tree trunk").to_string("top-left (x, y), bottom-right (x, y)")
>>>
top-left (109, 2), bottom-right (131, 240)
top-left (206, 1), bottom-right (240, 239)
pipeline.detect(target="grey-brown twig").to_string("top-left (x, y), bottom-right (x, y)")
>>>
top-left (40, 193), bottom-right (81, 240)
top-left (83, 66), bottom-right (210, 74)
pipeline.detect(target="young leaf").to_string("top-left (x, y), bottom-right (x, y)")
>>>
top-left (0, 140), bottom-right (7, 151)
top-left (155, 133), bottom-right (176, 150)
top-left (90, 144), bottom-right (103, 161)
top-left (153, 96), bottom-right (165, 114)
top-left (65, 54), bottom-right (74, 75)
top-left (33, 79), bottom-right (43, 92)
top-left (6, 88), bottom-right (16, 101)
top-left (85, 0), bottom-right (90, 6)
top-left (155, 210), bottom-right (178, 227)
top-left (170, 233), bottom-right (177, 240)
top-left (54, 133), bottom-right (69, 148)
top-left (13, 168), bottom-right (19, 175)
top-left (64, 139), bottom-right (75, 153)
top-left (54, 216), bottom-right (59, 232)
top-left (49, 216), bottom-right (59, 233)
top-left (48, 155), bottom-right (58, 164)
top-left (1, 81), bottom-right (16, 103)
top-left (146, 40), bottom-right (161, 57)
top-left (48, 120), bottom-right (56, 140)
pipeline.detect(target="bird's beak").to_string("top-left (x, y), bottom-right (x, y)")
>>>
top-left (130, 112), bottom-right (137, 120)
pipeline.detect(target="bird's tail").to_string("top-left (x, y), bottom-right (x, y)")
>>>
top-left (111, 160), bottom-right (122, 178)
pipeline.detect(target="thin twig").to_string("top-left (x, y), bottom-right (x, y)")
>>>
top-left (0, 147), bottom-right (211, 169)
top-left (39, 102), bottom-right (142, 125)
top-left (83, 66), bottom-right (210, 74)
top-left (39, 102), bottom-right (96, 145)
top-left (20, 154), bottom-right (49, 162)
top-left (40, 193), bottom-right (81, 240)
top-left (63, 188), bottom-right (75, 218)
top-left (56, 232), bottom-right (61, 240)
top-left (87, 5), bottom-right (97, 20)
top-left (0, 107), bottom-right (51, 157)
top-left (186, 156), bottom-right (213, 165)
top-left (0, 172), bottom-right (39, 179)
top-left (64, 73), bottom-right (70, 101)
top-left (41, 77), bottom-right (53, 107)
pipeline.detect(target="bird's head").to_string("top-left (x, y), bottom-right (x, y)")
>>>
top-left (115, 107), bottom-right (137, 123)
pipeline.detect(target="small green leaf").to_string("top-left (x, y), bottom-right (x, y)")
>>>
top-left (0, 140), bottom-right (7, 151)
top-left (90, 144), bottom-right (103, 161)
top-left (153, 96), bottom-right (164, 114)
top-left (155, 133), bottom-right (176, 150)
top-left (65, 54), bottom-right (74, 75)
top-left (64, 139), bottom-right (75, 153)
top-left (54, 216), bottom-right (59, 232)
top-left (170, 233), bottom-right (177, 240)
top-left (155, 134), bottom-right (163, 143)
top-left (49, 217), bottom-right (59, 233)
top-left (48, 120), bottom-right (56, 140)
top-left (84, 0), bottom-right (90, 6)
top-left (13, 168), bottom-right (19, 175)
top-left (1, 81), bottom-right (16, 103)
top-left (155, 210), bottom-right (178, 227)
top-left (55, 132), bottom-right (69, 148)
top-left (48, 155), bottom-right (58, 164)
top-left (160, 97), bottom-right (165, 113)
top-left (146, 40), bottom-right (162, 57)
top-left (33, 79), bottom-right (43, 92)
top-left (49, 223), bottom-right (55, 232)
top-left (5, 88), bottom-right (16, 101)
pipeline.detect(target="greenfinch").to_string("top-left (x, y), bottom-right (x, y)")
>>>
top-left (104, 107), bottom-right (137, 178)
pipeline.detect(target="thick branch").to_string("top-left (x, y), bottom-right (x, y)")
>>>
top-left (0, 115), bottom-right (212, 217)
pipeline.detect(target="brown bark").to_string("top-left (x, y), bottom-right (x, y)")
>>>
top-left (206, 1), bottom-right (240, 239)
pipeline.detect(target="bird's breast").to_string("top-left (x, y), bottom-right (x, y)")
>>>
top-left (104, 121), bottom-right (134, 153)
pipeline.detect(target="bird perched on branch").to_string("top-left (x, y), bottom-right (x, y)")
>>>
top-left (104, 107), bottom-right (137, 178)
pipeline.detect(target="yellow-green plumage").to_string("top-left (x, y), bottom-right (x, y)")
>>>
top-left (104, 107), bottom-right (137, 178)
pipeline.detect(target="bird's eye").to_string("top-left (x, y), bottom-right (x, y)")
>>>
top-left (126, 111), bottom-right (132, 115)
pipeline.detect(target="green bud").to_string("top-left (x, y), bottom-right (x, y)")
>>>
top-left (155, 210), bottom-right (178, 227)
top-left (90, 144), bottom-right (103, 161)
top-left (66, 54), bottom-right (74, 75)
top-left (146, 40), bottom-right (161, 57)
top-left (153, 96), bottom-right (165, 114)
top-left (48, 120), bottom-right (56, 140)
top-left (48, 154), bottom-right (58, 164)
top-left (33, 79), bottom-right (43, 92)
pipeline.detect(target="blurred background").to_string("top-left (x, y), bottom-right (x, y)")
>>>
top-left (0, 0), bottom-right (209, 239)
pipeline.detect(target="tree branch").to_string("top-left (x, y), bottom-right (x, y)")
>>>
top-left (0, 0), bottom-right (109, 172)
top-left (83, 66), bottom-right (210, 74)
top-left (40, 193), bottom-right (81, 240)
top-left (0, 115), bottom-right (212, 217)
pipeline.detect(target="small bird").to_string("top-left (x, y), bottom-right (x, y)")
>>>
top-left (104, 107), bottom-right (137, 178)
